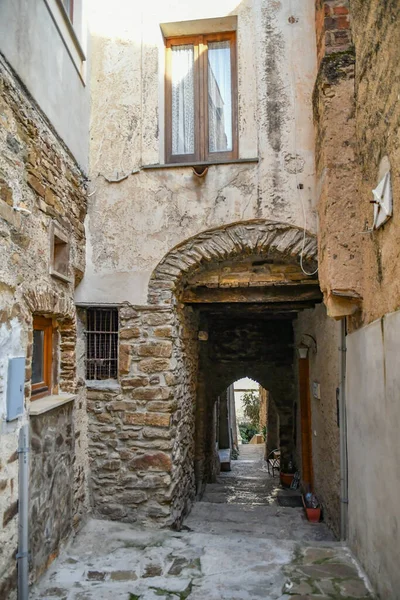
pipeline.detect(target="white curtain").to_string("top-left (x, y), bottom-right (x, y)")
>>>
top-left (171, 45), bottom-right (195, 155)
top-left (208, 41), bottom-right (232, 153)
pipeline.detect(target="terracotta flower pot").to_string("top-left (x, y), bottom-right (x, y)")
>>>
top-left (280, 472), bottom-right (295, 488)
top-left (302, 496), bottom-right (321, 522)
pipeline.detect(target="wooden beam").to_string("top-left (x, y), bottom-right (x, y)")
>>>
top-left (182, 285), bottom-right (322, 304)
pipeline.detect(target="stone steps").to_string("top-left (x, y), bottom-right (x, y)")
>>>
top-left (185, 501), bottom-right (336, 542)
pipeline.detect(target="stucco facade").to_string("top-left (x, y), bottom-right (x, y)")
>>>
top-left (77, 0), bottom-right (318, 305)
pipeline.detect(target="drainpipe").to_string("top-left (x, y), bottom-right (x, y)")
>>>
top-left (18, 423), bottom-right (29, 600)
top-left (339, 319), bottom-right (348, 541)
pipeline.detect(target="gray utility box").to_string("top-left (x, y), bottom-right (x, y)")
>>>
top-left (6, 357), bottom-right (25, 421)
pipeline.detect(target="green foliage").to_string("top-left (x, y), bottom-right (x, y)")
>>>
top-left (239, 422), bottom-right (258, 443)
top-left (241, 391), bottom-right (260, 429)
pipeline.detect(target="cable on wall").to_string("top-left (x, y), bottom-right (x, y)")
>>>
top-left (288, 0), bottom-right (318, 277)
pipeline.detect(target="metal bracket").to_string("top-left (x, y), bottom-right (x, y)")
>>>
top-left (16, 551), bottom-right (29, 559)
top-left (17, 447), bottom-right (30, 454)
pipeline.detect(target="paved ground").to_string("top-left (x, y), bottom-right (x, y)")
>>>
top-left (31, 445), bottom-right (375, 600)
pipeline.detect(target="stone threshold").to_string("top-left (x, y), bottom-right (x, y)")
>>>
top-left (29, 393), bottom-right (76, 416)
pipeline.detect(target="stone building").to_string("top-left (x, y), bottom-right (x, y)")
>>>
top-left (0, 0), bottom-right (399, 598)
top-left (0, 1), bottom-right (90, 596)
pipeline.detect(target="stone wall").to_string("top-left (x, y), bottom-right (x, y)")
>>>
top-left (29, 403), bottom-right (75, 582)
top-left (88, 303), bottom-right (199, 527)
top-left (0, 54), bottom-right (87, 598)
top-left (312, 2), bottom-right (363, 319)
top-left (294, 304), bottom-right (341, 537)
top-left (349, 0), bottom-right (400, 327)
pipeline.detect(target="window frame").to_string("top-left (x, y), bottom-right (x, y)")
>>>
top-left (165, 31), bottom-right (238, 165)
top-left (62, 0), bottom-right (74, 23)
top-left (31, 316), bottom-right (53, 400)
top-left (85, 307), bottom-right (119, 381)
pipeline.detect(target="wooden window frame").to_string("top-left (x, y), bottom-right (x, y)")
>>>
top-left (32, 316), bottom-right (53, 400)
top-left (165, 31), bottom-right (238, 164)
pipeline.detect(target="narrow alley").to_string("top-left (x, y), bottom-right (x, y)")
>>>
top-left (1, 2), bottom-right (400, 599)
top-left (31, 445), bottom-right (374, 600)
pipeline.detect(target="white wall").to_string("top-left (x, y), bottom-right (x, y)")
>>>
top-left (234, 377), bottom-right (259, 422)
top-left (76, 0), bottom-right (318, 305)
top-left (346, 310), bottom-right (400, 598)
top-left (0, 0), bottom-right (90, 170)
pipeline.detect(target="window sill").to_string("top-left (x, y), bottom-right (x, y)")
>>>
top-left (29, 393), bottom-right (76, 416)
top-left (141, 158), bottom-right (259, 171)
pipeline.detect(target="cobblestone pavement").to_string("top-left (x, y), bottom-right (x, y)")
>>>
top-left (31, 446), bottom-right (375, 599)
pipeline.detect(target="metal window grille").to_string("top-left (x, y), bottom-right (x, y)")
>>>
top-left (85, 308), bottom-right (118, 380)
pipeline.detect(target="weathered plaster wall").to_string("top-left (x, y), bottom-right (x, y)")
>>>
top-left (346, 310), bottom-right (400, 599)
top-left (0, 0), bottom-right (90, 170)
top-left (349, 0), bottom-right (400, 327)
top-left (77, 0), bottom-right (318, 305)
top-left (294, 303), bottom-right (341, 537)
top-left (0, 55), bottom-right (88, 597)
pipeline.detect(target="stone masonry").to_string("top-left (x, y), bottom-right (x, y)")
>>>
top-left (88, 303), bottom-right (199, 528)
top-left (0, 53), bottom-right (87, 598)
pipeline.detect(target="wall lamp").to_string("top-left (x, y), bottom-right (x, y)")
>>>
top-left (297, 334), bottom-right (317, 359)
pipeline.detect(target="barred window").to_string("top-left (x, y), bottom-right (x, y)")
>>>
top-left (85, 308), bottom-right (118, 380)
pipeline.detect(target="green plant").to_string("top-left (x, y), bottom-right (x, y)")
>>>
top-left (241, 391), bottom-right (260, 429)
top-left (239, 422), bottom-right (258, 443)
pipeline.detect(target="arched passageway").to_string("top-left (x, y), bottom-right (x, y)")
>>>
top-left (146, 220), bottom-right (322, 524)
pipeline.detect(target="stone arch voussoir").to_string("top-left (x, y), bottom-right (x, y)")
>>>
top-left (148, 220), bottom-right (317, 305)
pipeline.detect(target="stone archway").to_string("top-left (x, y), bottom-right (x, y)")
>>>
top-left (147, 220), bottom-right (319, 519)
top-left (148, 219), bottom-right (318, 305)
top-left (89, 220), bottom-right (320, 528)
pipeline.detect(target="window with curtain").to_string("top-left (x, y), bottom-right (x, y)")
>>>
top-left (165, 32), bottom-right (237, 164)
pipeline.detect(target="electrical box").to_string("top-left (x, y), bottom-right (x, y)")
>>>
top-left (6, 357), bottom-right (25, 421)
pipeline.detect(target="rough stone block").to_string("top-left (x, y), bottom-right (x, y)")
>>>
top-left (123, 412), bottom-right (170, 427)
top-left (146, 400), bottom-right (175, 413)
top-left (142, 427), bottom-right (172, 440)
top-left (137, 341), bottom-right (173, 358)
top-left (130, 387), bottom-right (170, 401)
top-left (119, 344), bottom-right (132, 374)
top-left (154, 326), bottom-right (174, 338)
top-left (27, 173), bottom-right (46, 197)
top-left (120, 327), bottom-right (141, 339)
top-left (121, 376), bottom-right (149, 389)
top-left (101, 460), bottom-right (121, 471)
top-left (116, 491), bottom-right (147, 504)
top-left (138, 358), bottom-right (171, 373)
top-left (143, 312), bottom-right (173, 326)
top-left (128, 451), bottom-right (172, 472)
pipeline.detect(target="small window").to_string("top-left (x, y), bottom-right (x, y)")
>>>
top-left (62, 0), bottom-right (74, 22)
top-left (50, 222), bottom-right (71, 283)
top-left (32, 316), bottom-right (53, 399)
top-left (165, 32), bottom-right (237, 164)
top-left (85, 308), bottom-right (119, 380)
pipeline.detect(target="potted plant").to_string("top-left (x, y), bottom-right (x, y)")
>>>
top-left (280, 458), bottom-right (296, 488)
top-left (302, 492), bottom-right (321, 522)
